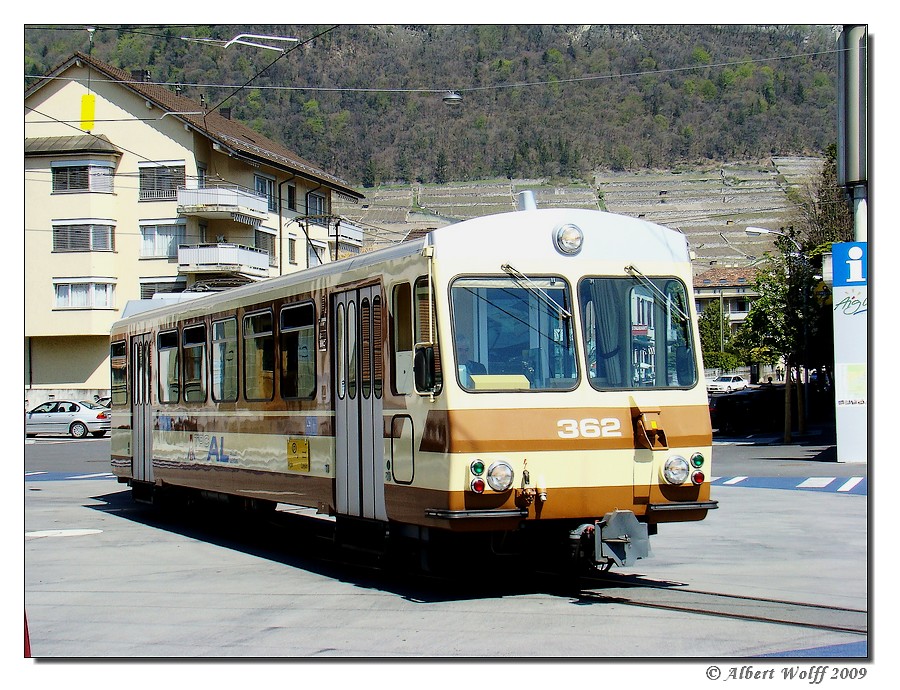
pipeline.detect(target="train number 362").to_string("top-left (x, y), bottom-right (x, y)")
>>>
top-left (557, 418), bottom-right (622, 438)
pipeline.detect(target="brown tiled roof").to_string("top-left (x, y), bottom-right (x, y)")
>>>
top-left (27, 52), bottom-right (363, 201)
top-left (693, 267), bottom-right (758, 288)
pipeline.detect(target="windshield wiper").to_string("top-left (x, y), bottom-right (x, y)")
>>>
top-left (501, 263), bottom-right (572, 319)
top-left (624, 264), bottom-right (689, 323)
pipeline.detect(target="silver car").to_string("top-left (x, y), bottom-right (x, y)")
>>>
top-left (25, 400), bottom-right (111, 439)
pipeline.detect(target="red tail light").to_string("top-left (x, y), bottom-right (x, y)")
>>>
top-left (97, 411), bottom-right (109, 420)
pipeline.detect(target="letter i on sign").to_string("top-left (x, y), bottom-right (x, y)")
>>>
top-left (846, 246), bottom-right (865, 283)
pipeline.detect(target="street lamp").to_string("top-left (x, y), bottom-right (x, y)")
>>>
top-left (745, 226), bottom-right (801, 252)
top-left (442, 91), bottom-right (463, 106)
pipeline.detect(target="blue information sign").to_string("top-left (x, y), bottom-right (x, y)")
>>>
top-left (832, 242), bottom-right (867, 287)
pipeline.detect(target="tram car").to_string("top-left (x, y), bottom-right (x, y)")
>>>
top-left (109, 193), bottom-right (716, 570)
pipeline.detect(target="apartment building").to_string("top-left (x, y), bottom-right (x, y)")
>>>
top-left (692, 266), bottom-right (759, 336)
top-left (25, 52), bottom-right (364, 406)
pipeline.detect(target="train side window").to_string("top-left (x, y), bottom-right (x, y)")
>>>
top-left (110, 340), bottom-right (127, 406)
top-left (157, 330), bottom-right (179, 403)
top-left (211, 318), bottom-right (238, 402)
top-left (392, 282), bottom-right (413, 395)
top-left (182, 324), bottom-right (207, 402)
top-left (414, 276), bottom-right (442, 394)
top-left (280, 302), bottom-right (316, 399)
top-left (244, 310), bottom-right (275, 401)
top-left (347, 300), bottom-right (358, 399)
top-left (336, 302), bottom-right (346, 399)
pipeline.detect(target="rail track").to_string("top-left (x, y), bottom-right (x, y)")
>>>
top-left (569, 571), bottom-right (867, 636)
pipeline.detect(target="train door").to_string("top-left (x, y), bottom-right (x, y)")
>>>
top-left (333, 285), bottom-right (387, 521)
top-left (131, 333), bottom-right (154, 483)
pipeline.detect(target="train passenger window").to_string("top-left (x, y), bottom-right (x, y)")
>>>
top-left (243, 311), bottom-right (274, 401)
top-left (211, 318), bottom-right (238, 402)
top-left (280, 303), bottom-right (316, 399)
top-left (336, 303), bottom-right (346, 399)
top-left (157, 330), bottom-right (179, 403)
top-left (579, 276), bottom-right (697, 390)
top-left (347, 301), bottom-right (357, 399)
top-left (110, 340), bottom-right (127, 405)
top-left (182, 324), bottom-right (207, 402)
top-left (391, 283), bottom-right (413, 395)
top-left (449, 275), bottom-right (575, 391)
top-left (414, 277), bottom-right (442, 393)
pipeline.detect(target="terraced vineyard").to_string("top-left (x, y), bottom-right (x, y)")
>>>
top-left (334, 157), bottom-right (823, 267)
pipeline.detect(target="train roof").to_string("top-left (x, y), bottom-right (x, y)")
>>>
top-left (112, 207), bottom-right (687, 331)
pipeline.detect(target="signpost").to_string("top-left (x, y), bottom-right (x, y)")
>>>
top-left (830, 242), bottom-right (868, 463)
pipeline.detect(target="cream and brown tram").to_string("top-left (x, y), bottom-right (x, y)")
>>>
top-left (109, 198), bottom-right (716, 570)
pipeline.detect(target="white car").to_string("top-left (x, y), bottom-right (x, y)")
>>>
top-left (706, 375), bottom-right (748, 393)
top-left (25, 400), bottom-right (111, 438)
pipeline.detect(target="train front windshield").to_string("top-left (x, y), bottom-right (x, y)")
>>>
top-left (449, 274), bottom-right (697, 392)
top-left (450, 276), bottom-right (577, 391)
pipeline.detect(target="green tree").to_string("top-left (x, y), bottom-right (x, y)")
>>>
top-left (742, 234), bottom-right (819, 441)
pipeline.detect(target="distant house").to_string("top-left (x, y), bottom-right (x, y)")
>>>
top-left (692, 267), bottom-right (759, 336)
top-left (25, 52), bottom-right (364, 405)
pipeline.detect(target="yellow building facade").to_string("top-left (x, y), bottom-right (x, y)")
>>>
top-left (25, 52), bottom-right (363, 406)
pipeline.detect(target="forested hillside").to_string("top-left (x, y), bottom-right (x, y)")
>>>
top-left (25, 24), bottom-right (840, 186)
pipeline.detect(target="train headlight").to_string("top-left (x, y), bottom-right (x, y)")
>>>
top-left (662, 455), bottom-right (690, 485)
top-left (554, 224), bottom-right (584, 255)
top-left (486, 461), bottom-right (515, 492)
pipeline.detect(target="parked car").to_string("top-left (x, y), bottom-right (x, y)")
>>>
top-left (25, 400), bottom-right (110, 438)
top-left (706, 375), bottom-right (749, 393)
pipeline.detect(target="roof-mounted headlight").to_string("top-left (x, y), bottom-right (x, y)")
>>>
top-left (554, 224), bottom-right (583, 255)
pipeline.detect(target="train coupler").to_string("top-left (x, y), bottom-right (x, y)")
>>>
top-left (570, 510), bottom-right (651, 569)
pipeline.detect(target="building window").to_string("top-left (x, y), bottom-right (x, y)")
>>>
top-left (287, 185), bottom-right (297, 211)
top-left (52, 222), bottom-right (115, 252)
top-left (308, 242), bottom-right (323, 268)
top-left (255, 228), bottom-right (277, 267)
top-left (288, 234), bottom-right (297, 264)
top-left (307, 192), bottom-right (326, 224)
top-left (255, 174), bottom-right (277, 212)
top-left (141, 222), bottom-right (186, 258)
top-left (51, 160), bottom-right (114, 193)
top-left (139, 162), bottom-right (185, 201)
top-left (139, 278), bottom-right (186, 299)
top-left (54, 280), bottom-right (115, 309)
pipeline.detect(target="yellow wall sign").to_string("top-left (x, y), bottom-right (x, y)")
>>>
top-left (287, 438), bottom-right (310, 472)
top-left (80, 94), bottom-right (95, 132)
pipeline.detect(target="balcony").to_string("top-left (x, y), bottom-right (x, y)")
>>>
top-left (177, 185), bottom-right (269, 226)
top-left (178, 243), bottom-right (269, 278)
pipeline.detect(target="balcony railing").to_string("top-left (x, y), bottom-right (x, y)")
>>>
top-left (177, 243), bottom-right (269, 278)
top-left (177, 184), bottom-right (269, 222)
